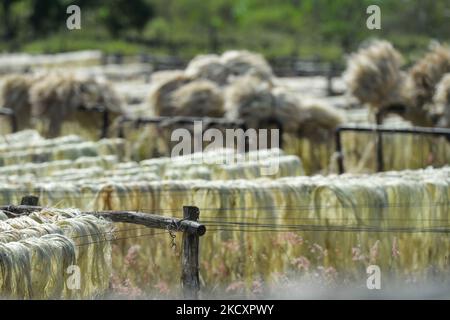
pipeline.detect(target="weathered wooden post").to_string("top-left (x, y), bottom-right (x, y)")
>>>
top-left (21, 195), bottom-right (39, 206)
top-left (335, 127), bottom-right (345, 174)
top-left (181, 206), bottom-right (201, 300)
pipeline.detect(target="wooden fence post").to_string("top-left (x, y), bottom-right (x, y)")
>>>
top-left (181, 206), bottom-right (201, 299)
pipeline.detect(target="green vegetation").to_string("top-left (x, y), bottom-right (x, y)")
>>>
top-left (0, 0), bottom-right (449, 61)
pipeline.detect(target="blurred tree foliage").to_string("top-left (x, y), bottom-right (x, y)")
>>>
top-left (0, 0), bottom-right (449, 60)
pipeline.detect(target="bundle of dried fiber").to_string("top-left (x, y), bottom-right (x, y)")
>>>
top-left (185, 54), bottom-right (229, 86)
top-left (297, 99), bottom-right (345, 143)
top-left (150, 70), bottom-right (185, 84)
top-left (0, 211), bottom-right (7, 221)
top-left (0, 74), bottom-right (35, 130)
top-left (0, 134), bottom-right (84, 154)
top-left (344, 40), bottom-right (405, 110)
top-left (148, 71), bottom-right (192, 116)
top-left (221, 50), bottom-right (274, 83)
top-left (0, 241), bottom-right (33, 298)
top-left (272, 87), bottom-right (306, 133)
top-left (0, 208), bottom-right (113, 299)
top-left (52, 213), bottom-right (113, 298)
top-left (21, 234), bottom-right (76, 299)
top-left (0, 234), bottom-right (76, 299)
top-left (225, 75), bottom-right (275, 129)
top-left (0, 129), bottom-right (42, 145)
top-left (29, 73), bottom-right (123, 138)
top-left (434, 73), bottom-right (450, 127)
top-left (405, 44), bottom-right (450, 108)
top-left (170, 80), bottom-right (225, 117)
top-left (0, 224), bottom-right (62, 244)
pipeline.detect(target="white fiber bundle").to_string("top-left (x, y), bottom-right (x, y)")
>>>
top-left (434, 74), bottom-right (450, 127)
top-left (271, 87), bottom-right (305, 133)
top-left (185, 50), bottom-right (274, 86)
top-left (405, 44), bottom-right (450, 108)
top-left (225, 75), bottom-right (275, 129)
top-left (170, 80), bottom-right (225, 117)
top-left (0, 74), bottom-right (34, 131)
top-left (0, 209), bottom-right (113, 299)
top-left (0, 224), bottom-right (62, 244)
top-left (75, 63), bottom-right (152, 82)
top-left (150, 70), bottom-right (185, 84)
top-left (0, 211), bottom-right (7, 221)
top-left (55, 214), bottom-right (113, 298)
top-left (344, 40), bottom-right (405, 109)
top-left (298, 99), bottom-right (345, 143)
top-left (29, 73), bottom-right (123, 137)
top-left (85, 166), bottom-right (449, 288)
top-left (0, 241), bottom-right (33, 298)
top-left (0, 156), bottom-right (117, 178)
top-left (221, 50), bottom-right (274, 83)
top-left (185, 54), bottom-right (229, 86)
top-left (0, 139), bottom-right (124, 166)
top-left (148, 71), bottom-right (192, 116)
top-left (0, 129), bottom-right (42, 145)
top-left (0, 234), bottom-right (76, 299)
top-left (225, 77), bottom-right (343, 146)
top-left (0, 51), bottom-right (101, 74)
top-left (0, 134), bottom-right (84, 153)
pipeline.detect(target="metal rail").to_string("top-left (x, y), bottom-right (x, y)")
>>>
top-left (335, 125), bottom-right (450, 174)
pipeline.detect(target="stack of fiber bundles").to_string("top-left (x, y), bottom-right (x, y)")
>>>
top-left (0, 208), bottom-right (113, 299)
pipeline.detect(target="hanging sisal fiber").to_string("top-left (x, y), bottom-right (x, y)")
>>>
top-left (0, 134), bottom-right (84, 153)
top-left (170, 80), bottom-right (225, 117)
top-left (0, 208), bottom-right (113, 299)
top-left (185, 50), bottom-right (274, 86)
top-left (0, 148), bottom-right (303, 187)
top-left (405, 44), bottom-right (450, 109)
top-left (344, 40), bottom-right (405, 110)
top-left (296, 99), bottom-right (345, 143)
top-left (29, 73), bottom-right (123, 138)
top-left (61, 166), bottom-right (448, 290)
top-left (185, 54), bottom-right (229, 86)
top-left (225, 75), bottom-right (275, 129)
top-left (434, 73), bottom-right (450, 128)
top-left (1, 165), bottom-right (449, 291)
top-left (0, 138), bottom-right (125, 166)
top-left (0, 74), bottom-right (35, 131)
top-left (225, 76), bottom-right (344, 146)
top-left (0, 156), bottom-right (117, 178)
top-left (0, 129), bottom-right (42, 145)
top-left (220, 50), bottom-right (274, 83)
top-left (148, 71), bottom-right (192, 116)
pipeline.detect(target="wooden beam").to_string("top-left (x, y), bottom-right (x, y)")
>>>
top-left (92, 210), bottom-right (206, 236)
top-left (0, 205), bottom-right (206, 236)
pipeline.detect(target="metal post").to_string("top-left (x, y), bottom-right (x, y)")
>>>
top-left (335, 128), bottom-right (344, 174)
top-left (375, 113), bottom-right (384, 172)
top-left (181, 206), bottom-right (201, 300)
